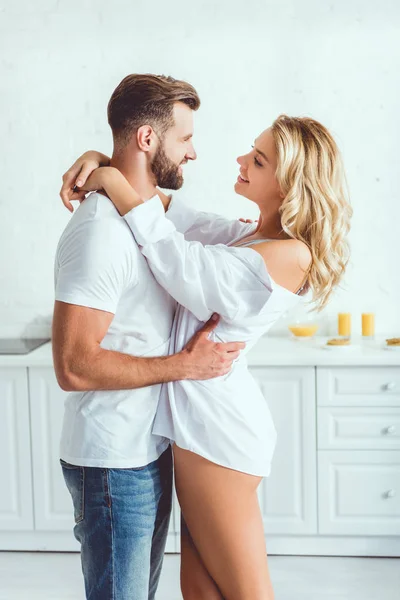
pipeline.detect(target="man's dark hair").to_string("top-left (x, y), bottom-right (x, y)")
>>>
top-left (107, 73), bottom-right (200, 147)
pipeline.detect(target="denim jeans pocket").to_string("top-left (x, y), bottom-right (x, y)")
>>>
top-left (60, 460), bottom-right (85, 523)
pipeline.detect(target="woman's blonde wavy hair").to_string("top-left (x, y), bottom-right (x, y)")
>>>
top-left (271, 115), bottom-right (352, 311)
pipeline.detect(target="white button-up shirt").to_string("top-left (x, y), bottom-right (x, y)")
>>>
top-left (123, 196), bottom-right (301, 476)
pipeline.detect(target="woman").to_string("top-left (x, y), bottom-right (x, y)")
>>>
top-left (61, 115), bottom-right (352, 600)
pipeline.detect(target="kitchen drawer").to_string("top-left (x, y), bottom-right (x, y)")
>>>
top-left (318, 450), bottom-right (400, 536)
top-left (318, 407), bottom-right (400, 450)
top-left (317, 367), bottom-right (400, 406)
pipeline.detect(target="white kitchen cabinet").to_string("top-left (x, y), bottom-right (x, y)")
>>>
top-left (170, 479), bottom-right (181, 552)
top-left (317, 367), bottom-right (400, 407)
top-left (317, 366), bottom-right (400, 538)
top-left (318, 406), bottom-right (400, 450)
top-left (28, 367), bottom-right (77, 532)
top-left (250, 367), bottom-right (318, 535)
top-left (2, 340), bottom-right (400, 556)
top-left (28, 367), bottom-right (177, 551)
top-left (0, 368), bottom-right (34, 531)
top-left (318, 450), bottom-right (400, 536)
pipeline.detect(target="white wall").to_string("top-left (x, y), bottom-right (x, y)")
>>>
top-left (0, 0), bottom-right (399, 338)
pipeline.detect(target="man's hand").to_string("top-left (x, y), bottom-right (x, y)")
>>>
top-left (239, 218), bottom-right (258, 223)
top-left (179, 314), bottom-right (245, 380)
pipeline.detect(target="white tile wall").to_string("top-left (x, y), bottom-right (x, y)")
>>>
top-left (1, 0), bottom-right (399, 337)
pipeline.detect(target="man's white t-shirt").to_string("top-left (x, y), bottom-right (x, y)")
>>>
top-left (55, 190), bottom-right (253, 468)
top-left (55, 192), bottom-right (176, 468)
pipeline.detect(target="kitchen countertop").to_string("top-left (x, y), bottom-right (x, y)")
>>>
top-left (1, 336), bottom-right (400, 368)
top-left (247, 336), bottom-right (400, 367)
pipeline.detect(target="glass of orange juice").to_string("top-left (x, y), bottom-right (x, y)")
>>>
top-left (338, 313), bottom-right (351, 338)
top-left (362, 313), bottom-right (375, 338)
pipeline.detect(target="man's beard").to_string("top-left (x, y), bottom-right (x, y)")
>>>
top-left (151, 143), bottom-right (184, 190)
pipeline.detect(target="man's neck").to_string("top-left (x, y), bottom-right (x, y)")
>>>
top-left (109, 154), bottom-right (172, 211)
top-left (110, 154), bottom-right (156, 200)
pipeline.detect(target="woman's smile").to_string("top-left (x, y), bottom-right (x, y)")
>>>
top-left (237, 173), bottom-right (249, 184)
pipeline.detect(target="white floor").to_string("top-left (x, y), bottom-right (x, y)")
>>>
top-left (0, 552), bottom-right (399, 599)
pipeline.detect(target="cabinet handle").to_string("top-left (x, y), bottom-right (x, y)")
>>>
top-left (383, 425), bottom-right (396, 435)
top-left (383, 382), bottom-right (396, 391)
top-left (384, 489), bottom-right (396, 499)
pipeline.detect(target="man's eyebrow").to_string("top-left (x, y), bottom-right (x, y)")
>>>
top-left (183, 133), bottom-right (193, 140)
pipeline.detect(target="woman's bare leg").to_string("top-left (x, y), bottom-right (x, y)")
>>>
top-left (173, 443), bottom-right (275, 600)
top-left (180, 513), bottom-right (224, 599)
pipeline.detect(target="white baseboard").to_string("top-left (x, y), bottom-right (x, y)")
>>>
top-left (1, 532), bottom-right (398, 558)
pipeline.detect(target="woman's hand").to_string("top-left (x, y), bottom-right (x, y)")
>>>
top-left (78, 166), bottom-right (113, 194)
top-left (77, 166), bottom-right (144, 216)
top-left (60, 150), bottom-right (111, 212)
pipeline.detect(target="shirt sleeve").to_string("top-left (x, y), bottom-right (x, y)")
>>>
top-left (166, 195), bottom-right (256, 245)
top-left (123, 196), bottom-right (273, 322)
top-left (54, 217), bottom-right (137, 314)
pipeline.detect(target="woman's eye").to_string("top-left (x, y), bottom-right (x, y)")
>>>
top-left (251, 146), bottom-right (262, 167)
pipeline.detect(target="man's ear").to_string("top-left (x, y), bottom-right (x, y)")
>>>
top-left (136, 125), bottom-right (157, 152)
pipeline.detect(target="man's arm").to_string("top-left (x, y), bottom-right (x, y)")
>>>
top-left (52, 302), bottom-right (244, 392)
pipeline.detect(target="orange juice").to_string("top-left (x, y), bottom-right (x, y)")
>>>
top-left (338, 313), bottom-right (351, 337)
top-left (362, 313), bottom-right (375, 337)
top-left (288, 324), bottom-right (319, 337)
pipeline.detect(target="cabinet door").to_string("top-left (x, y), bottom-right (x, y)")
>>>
top-left (318, 450), bottom-right (400, 535)
top-left (0, 367), bottom-right (33, 530)
top-left (28, 367), bottom-right (74, 531)
top-left (29, 367), bottom-right (179, 549)
top-left (168, 478), bottom-right (181, 553)
top-left (250, 367), bottom-right (317, 534)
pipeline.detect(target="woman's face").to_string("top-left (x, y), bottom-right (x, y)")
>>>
top-left (235, 128), bottom-right (283, 211)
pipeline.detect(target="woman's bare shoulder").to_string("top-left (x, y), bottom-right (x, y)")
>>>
top-left (249, 238), bottom-right (312, 293)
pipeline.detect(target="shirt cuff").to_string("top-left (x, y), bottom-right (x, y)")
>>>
top-left (123, 195), bottom-right (176, 246)
top-left (165, 195), bottom-right (198, 232)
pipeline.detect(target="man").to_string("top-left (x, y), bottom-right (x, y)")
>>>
top-left (53, 74), bottom-right (245, 600)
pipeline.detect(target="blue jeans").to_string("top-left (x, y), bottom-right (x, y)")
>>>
top-left (60, 445), bottom-right (173, 600)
